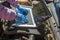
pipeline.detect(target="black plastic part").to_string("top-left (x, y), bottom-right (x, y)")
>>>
top-left (1, 1), bottom-right (12, 8)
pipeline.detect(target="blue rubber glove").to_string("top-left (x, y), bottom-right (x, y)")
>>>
top-left (17, 5), bottom-right (29, 16)
top-left (15, 13), bottom-right (28, 24)
top-left (15, 6), bottom-right (29, 24)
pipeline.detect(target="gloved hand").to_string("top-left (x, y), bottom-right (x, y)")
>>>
top-left (15, 13), bottom-right (28, 24)
top-left (15, 5), bottom-right (29, 24)
top-left (17, 5), bottom-right (29, 16)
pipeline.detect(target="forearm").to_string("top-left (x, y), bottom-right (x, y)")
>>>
top-left (6, 0), bottom-right (18, 8)
top-left (0, 3), bottom-right (17, 21)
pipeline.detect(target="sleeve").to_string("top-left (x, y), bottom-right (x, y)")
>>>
top-left (6, 0), bottom-right (18, 8)
top-left (0, 3), bottom-right (17, 21)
